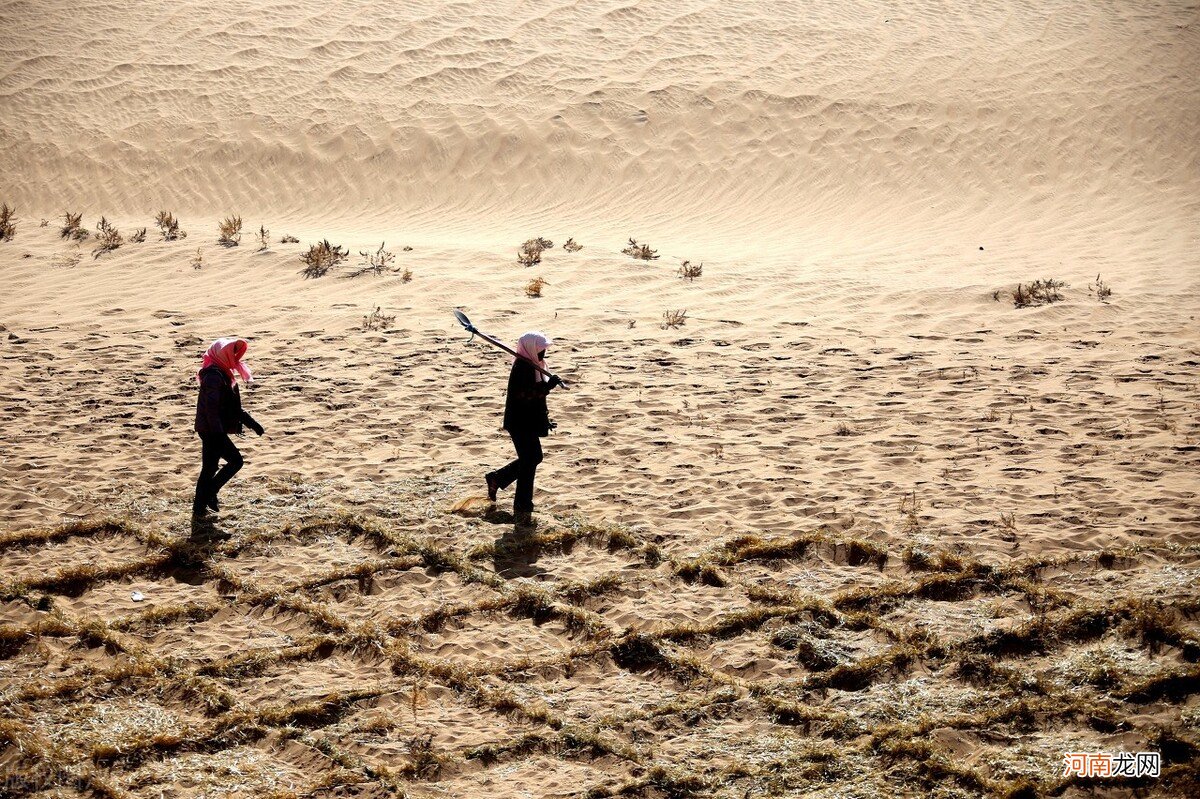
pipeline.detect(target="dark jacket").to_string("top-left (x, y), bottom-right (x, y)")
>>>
top-left (503, 359), bottom-right (553, 436)
top-left (195, 365), bottom-right (258, 436)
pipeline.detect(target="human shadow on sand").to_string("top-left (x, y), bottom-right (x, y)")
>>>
top-left (490, 517), bottom-right (548, 579)
top-left (448, 496), bottom-right (548, 579)
top-left (158, 518), bottom-right (234, 582)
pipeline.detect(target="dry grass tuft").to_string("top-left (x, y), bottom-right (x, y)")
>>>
top-left (1123, 599), bottom-right (1190, 654)
top-left (0, 202), bottom-right (15, 241)
top-left (255, 225), bottom-right (270, 251)
top-left (623, 238), bottom-right (659, 260)
top-left (217, 215), bottom-right (242, 247)
top-left (129, 227), bottom-right (147, 243)
top-left (350, 242), bottom-right (395, 277)
top-left (678, 260), bottom-right (702, 280)
top-left (772, 622), bottom-right (855, 671)
top-left (280, 233), bottom-right (299, 243)
top-left (563, 237), bottom-right (583, 252)
top-left (1124, 664), bottom-right (1200, 703)
top-left (898, 490), bottom-right (922, 535)
top-left (91, 217), bottom-right (124, 258)
top-left (611, 632), bottom-right (667, 671)
top-left (518, 237), bottom-right (552, 266)
top-left (301, 239), bottom-right (349, 278)
top-left (662, 309), bottom-right (688, 329)
top-left (191, 247), bottom-right (204, 270)
top-left (61, 211), bottom-right (88, 241)
top-left (994, 279), bottom-right (1066, 308)
top-left (807, 645), bottom-right (919, 691)
top-left (361, 306), bottom-right (395, 331)
top-left (845, 538), bottom-right (889, 569)
top-left (1090, 273), bottom-right (1113, 302)
top-left (154, 210), bottom-right (186, 241)
top-left (404, 732), bottom-right (445, 779)
top-left (674, 557), bottom-right (727, 586)
top-left (525, 276), bottom-right (548, 298)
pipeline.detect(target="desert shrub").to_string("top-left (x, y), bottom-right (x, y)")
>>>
top-left (92, 217), bottom-right (123, 258)
top-left (217, 215), bottom-right (242, 247)
top-left (255, 225), bottom-right (270, 251)
top-left (191, 248), bottom-right (203, 270)
top-left (518, 237), bottom-right (552, 267)
top-left (562, 237), bottom-right (583, 252)
top-left (994, 279), bottom-right (1065, 308)
top-left (399, 266), bottom-right (412, 282)
top-left (678, 260), bottom-right (702, 280)
top-left (61, 211), bottom-right (87, 241)
top-left (1090, 273), bottom-right (1112, 301)
top-left (129, 227), bottom-right (147, 243)
top-left (1016, 279), bottom-right (1064, 307)
top-left (351, 242), bottom-right (395, 277)
top-left (0, 203), bottom-right (15, 241)
top-left (623, 238), bottom-right (659, 260)
top-left (362, 306), bottom-right (395, 331)
top-left (301, 239), bottom-right (348, 278)
top-left (662, 309), bottom-right (687, 329)
top-left (525, 276), bottom-right (547, 298)
top-left (154, 211), bottom-right (186, 241)
top-left (280, 234), bottom-right (299, 244)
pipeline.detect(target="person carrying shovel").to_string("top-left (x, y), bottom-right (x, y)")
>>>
top-left (484, 331), bottom-right (565, 518)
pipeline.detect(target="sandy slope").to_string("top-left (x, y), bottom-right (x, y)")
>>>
top-left (1, 0), bottom-right (1197, 252)
top-left (1, 1), bottom-right (1199, 796)
top-left (0, 0), bottom-right (1197, 603)
top-left (0, 218), bottom-right (1197, 555)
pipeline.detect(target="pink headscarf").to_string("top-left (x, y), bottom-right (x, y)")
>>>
top-left (198, 338), bottom-right (252, 386)
top-left (513, 331), bottom-right (550, 382)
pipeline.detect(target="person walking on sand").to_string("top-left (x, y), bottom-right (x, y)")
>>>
top-left (193, 337), bottom-right (263, 518)
top-left (485, 331), bottom-right (564, 519)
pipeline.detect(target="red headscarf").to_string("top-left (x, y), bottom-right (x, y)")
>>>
top-left (198, 338), bottom-right (252, 386)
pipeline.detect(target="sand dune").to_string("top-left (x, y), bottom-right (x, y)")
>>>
top-left (2, 0), bottom-right (1197, 252)
top-left (1, 1), bottom-right (1199, 797)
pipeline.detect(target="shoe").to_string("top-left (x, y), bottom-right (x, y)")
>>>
top-left (191, 501), bottom-right (209, 519)
top-left (485, 472), bottom-right (499, 502)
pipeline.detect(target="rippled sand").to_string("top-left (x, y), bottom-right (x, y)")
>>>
top-left (2, 1), bottom-right (1196, 251)
top-left (1, 2), bottom-right (1199, 797)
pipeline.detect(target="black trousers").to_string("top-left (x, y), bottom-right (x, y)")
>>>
top-left (194, 432), bottom-right (243, 509)
top-left (494, 430), bottom-right (543, 512)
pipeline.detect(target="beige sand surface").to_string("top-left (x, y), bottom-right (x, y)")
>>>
top-left (2, 1), bottom-right (1198, 796)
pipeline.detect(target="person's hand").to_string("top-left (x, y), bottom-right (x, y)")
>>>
top-left (249, 421), bottom-right (265, 437)
top-left (547, 374), bottom-right (563, 389)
